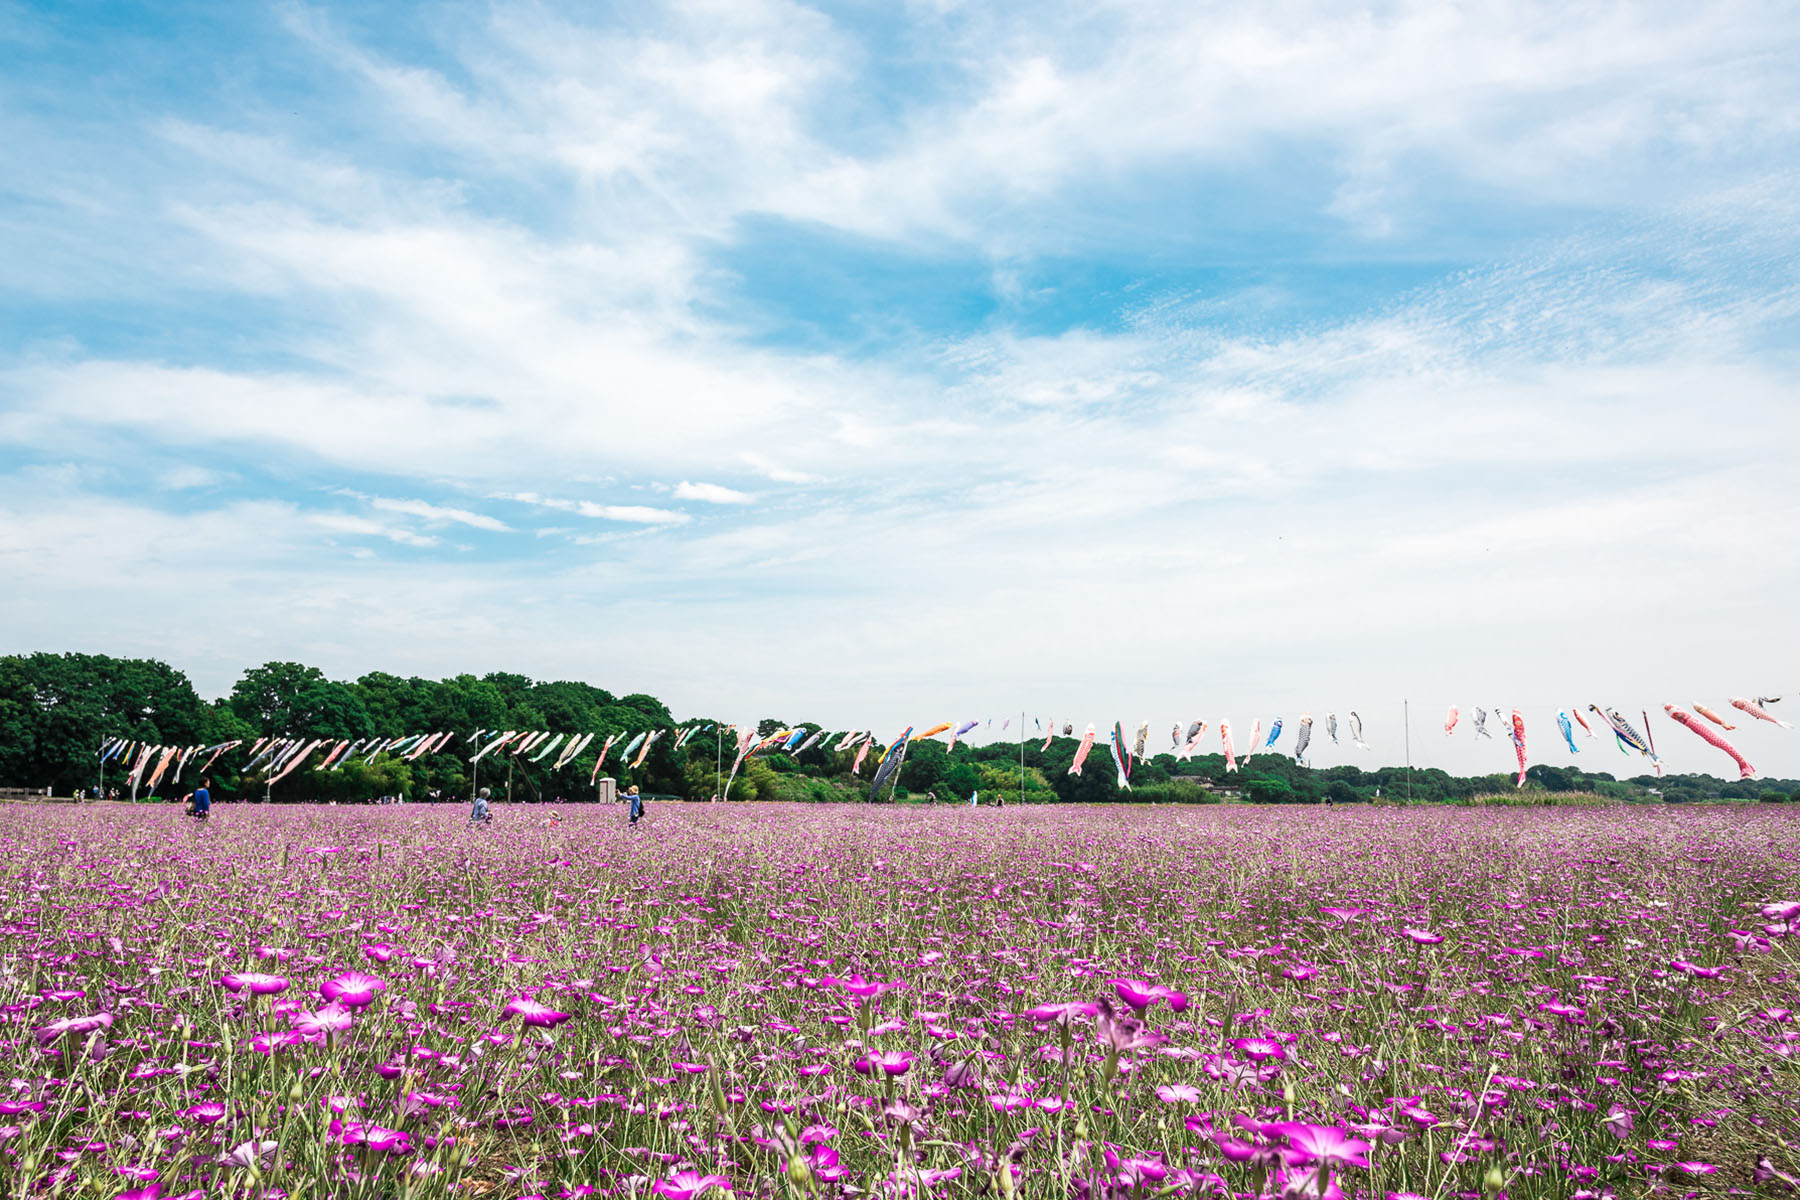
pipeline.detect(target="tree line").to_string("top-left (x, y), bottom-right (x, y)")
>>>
top-left (3, 652), bottom-right (1795, 804)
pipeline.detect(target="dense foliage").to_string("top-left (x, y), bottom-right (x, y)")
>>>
top-left (0, 803), bottom-right (1796, 1199)
top-left (2, 653), bottom-right (1797, 805)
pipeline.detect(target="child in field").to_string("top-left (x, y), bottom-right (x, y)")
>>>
top-left (188, 779), bottom-right (211, 820)
top-left (471, 787), bottom-right (492, 824)
top-left (628, 786), bottom-right (644, 826)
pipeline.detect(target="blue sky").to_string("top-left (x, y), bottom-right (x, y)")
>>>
top-left (4, 0), bottom-right (1800, 778)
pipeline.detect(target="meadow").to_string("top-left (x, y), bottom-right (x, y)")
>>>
top-left (1, 802), bottom-right (1796, 1200)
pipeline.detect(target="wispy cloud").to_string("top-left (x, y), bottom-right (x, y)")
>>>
top-left (492, 492), bottom-right (691, 525)
top-left (674, 481), bottom-right (753, 504)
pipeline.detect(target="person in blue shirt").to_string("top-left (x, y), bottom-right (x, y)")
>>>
top-left (471, 787), bottom-right (492, 824)
top-left (190, 779), bottom-right (211, 820)
top-left (628, 786), bottom-right (644, 826)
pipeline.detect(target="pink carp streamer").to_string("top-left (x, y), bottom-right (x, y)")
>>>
top-left (1693, 704), bottom-right (1736, 730)
top-left (1444, 705), bottom-right (1459, 736)
top-left (851, 736), bottom-right (873, 775)
top-left (1570, 707), bottom-right (1595, 738)
top-left (1731, 697), bottom-right (1793, 729)
top-left (1666, 704), bottom-right (1755, 779)
top-left (1510, 710), bottom-right (1528, 789)
top-left (1041, 719), bottom-right (1054, 753)
top-left (1220, 721), bottom-right (1237, 774)
top-left (1068, 724), bottom-right (1096, 776)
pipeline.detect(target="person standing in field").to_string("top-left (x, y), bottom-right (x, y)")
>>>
top-left (190, 778), bottom-right (211, 821)
top-left (471, 787), bottom-right (492, 824)
top-left (628, 786), bottom-right (644, 826)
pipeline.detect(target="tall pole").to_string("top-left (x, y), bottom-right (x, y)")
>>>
top-left (715, 724), bottom-right (722, 801)
top-left (1404, 699), bottom-right (1412, 805)
top-left (1019, 711), bottom-right (1025, 808)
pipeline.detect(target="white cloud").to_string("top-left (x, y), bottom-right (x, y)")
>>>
top-left (673, 480), bottom-right (753, 504)
top-left (491, 492), bottom-right (691, 525)
top-left (366, 495), bottom-right (512, 532)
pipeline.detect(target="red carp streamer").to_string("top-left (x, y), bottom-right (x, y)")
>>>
top-left (1666, 705), bottom-right (1756, 779)
top-left (1510, 710), bottom-right (1528, 789)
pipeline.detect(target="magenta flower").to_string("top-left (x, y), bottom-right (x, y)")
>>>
top-left (181, 1102), bottom-right (227, 1125)
top-left (320, 971), bottom-right (386, 1008)
top-left (1274, 1123), bottom-right (1371, 1169)
top-left (1402, 928), bottom-right (1444, 945)
top-left (113, 1185), bottom-right (161, 1200)
top-left (1112, 979), bottom-right (1190, 1012)
top-left (363, 943), bottom-right (395, 964)
top-left (1024, 1000), bottom-right (1101, 1022)
top-left (853, 1049), bottom-right (915, 1077)
top-left (503, 997), bottom-right (573, 1028)
top-left (219, 972), bottom-right (289, 996)
top-left (1229, 1036), bottom-right (1287, 1063)
top-left (293, 1004), bottom-right (355, 1041)
top-left (651, 1170), bottom-right (731, 1199)
top-left (1155, 1084), bottom-right (1201, 1104)
top-left (35, 1012), bottom-right (112, 1046)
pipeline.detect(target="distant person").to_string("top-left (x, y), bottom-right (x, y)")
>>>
top-left (189, 779), bottom-right (211, 821)
top-left (471, 787), bottom-right (492, 825)
top-left (628, 786), bottom-right (644, 826)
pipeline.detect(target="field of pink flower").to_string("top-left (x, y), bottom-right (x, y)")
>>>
top-left (3, 802), bottom-right (1798, 1200)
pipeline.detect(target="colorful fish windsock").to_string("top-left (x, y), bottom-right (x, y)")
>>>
top-left (1570, 707), bottom-right (1595, 738)
top-left (1326, 714), bottom-right (1339, 745)
top-left (914, 722), bottom-right (952, 741)
top-left (1444, 705), bottom-right (1459, 736)
top-left (1220, 721), bottom-right (1237, 773)
top-left (1062, 722), bottom-right (1073, 736)
top-left (1132, 722), bottom-right (1149, 762)
top-left (1180, 721), bottom-right (1207, 761)
top-left (1472, 708), bottom-right (1492, 740)
top-left (1731, 697), bottom-right (1793, 729)
top-left (833, 730), bottom-right (862, 752)
top-left (1110, 722), bottom-right (1132, 790)
top-left (1294, 714), bottom-right (1313, 763)
top-left (1243, 720), bottom-right (1261, 763)
top-left (1666, 705), bottom-right (1755, 779)
top-left (1557, 711), bottom-right (1580, 754)
top-left (870, 729), bottom-right (913, 797)
top-left (1263, 719), bottom-right (1283, 751)
top-left (1068, 724), bottom-right (1096, 776)
top-left (590, 734), bottom-right (619, 784)
top-left (1510, 710), bottom-right (1528, 788)
top-left (1349, 711), bottom-right (1370, 751)
top-left (1171, 723), bottom-right (1183, 750)
top-left (851, 735), bottom-right (874, 775)
top-left (1592, 706), bottom-right (1662, 775)
top-left (1041, 722), bottom-right (1055, 752)
top-left (1693, 703), bottom-right (1736, 730)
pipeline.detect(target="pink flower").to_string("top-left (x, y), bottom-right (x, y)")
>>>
top-left (1155, 1084), bottom-right (1201, 1104)
top-left (1112, 979), bottom-right (1189, 1013)
top-left (651, 1170), bottom-right (731, 1199)
top-left (1229, 1037), bottom-right (1287, 1063)
top-left (34, 1013), bottom-right (112, 1046)
top-left (1024, 1000), bottom-right (1101, 1022)
top-left (363, 943), bottom-right (395, 964)
top-left (180, 1102), bottom-right (227, 1125)
top-left (1402, 928), bottom-right (1444, 945)
top-left (853, 1049), bottom-right (914, 1077)
top-left (292, 1004), bottom-right (355, 1041)
top-left (219, 973), bottom-right (288, 996)
top-left (320, 971), bottom-right (386, 1008)
top-left (503, 997), bottom-right (572, 1028)
top-left (1274, 1123), bottom-right (1371, 1169)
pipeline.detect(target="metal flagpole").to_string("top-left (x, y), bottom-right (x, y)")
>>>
top-left (715, 724), bottom-right (722, 801)
top-left (1404, 699), bottom-right (1412, 805)
top-left (1019, 711), bottom-right (1025, 807)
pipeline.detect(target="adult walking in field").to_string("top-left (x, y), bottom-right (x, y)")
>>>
top-left (627, 786), bottom-right (644, 826)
